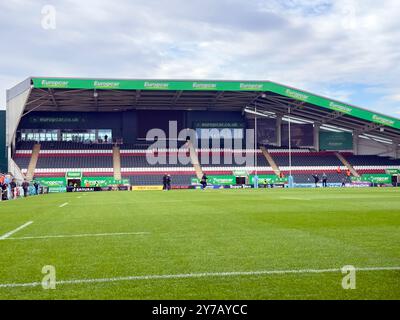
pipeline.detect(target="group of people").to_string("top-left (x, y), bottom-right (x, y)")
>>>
top-left (162, 173), bottom-right (208, 190)
top-left (312, 168), bottom-right (352, 188)
top-left (0, 173), bottom-right (40, 200)
top-left (312, 173), bottom-right (328, 188)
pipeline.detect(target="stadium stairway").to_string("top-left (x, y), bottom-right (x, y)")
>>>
top-left (335, 152), bottom-right (360, 177)
top-left (113, 145), bottom-right (122, 180)
top-left (26, 143), bottom-right (41, 181)
top-left (260, 146), bottom-right (281, 176)
top-left (188, 140), bottom-right (203, 179)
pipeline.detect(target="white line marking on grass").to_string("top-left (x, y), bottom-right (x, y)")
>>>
top-left (5, 231), bottom-right (150, 241)
top-left (0, 266), bottom-right (399, 289)
top-left (59, 202), bottom-right (69, 208)
top-left (0, 221), bottom-right (34, 240)
top-left (280, 197), bottom-right (311, 201)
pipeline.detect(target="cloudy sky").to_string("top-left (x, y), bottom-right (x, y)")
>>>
top-left (1, 0), bottom-right (399, 117)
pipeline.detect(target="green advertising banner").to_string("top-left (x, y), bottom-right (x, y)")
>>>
top-left (232, 170), bottom-right (250, 177)
top-left (249, 175), bottom-right (288, 184)
top-left (36, 177), bottom-right (66, 187)
top-left (48, 186), bottom-right (67, 193)
top-left (191, 175), bottom-right (236, 185)
top-left (319, 131), bottom-right (353, 150)
top-left (191, 174), bottom-right (288, 185)
top-left (355, 174), bottom-right (392, 184)
top-left (81, 177), bottom-right (130, 187)
top-left (386, 169), bottom-right (400, 175)
top-left (65, 171), bottom-right (83, 179)
top-left (32, 78), bottom-right (400, 129)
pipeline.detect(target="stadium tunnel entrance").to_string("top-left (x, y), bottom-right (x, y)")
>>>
top-left (67, 178), bottom-right (81, 188)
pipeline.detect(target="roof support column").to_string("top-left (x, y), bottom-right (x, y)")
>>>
top-left (314, 123), bottom-right (320, 151)
top-left (276, 116), bottom-right (282, 147)
top-left (353, 131), bottom-right (359, 155)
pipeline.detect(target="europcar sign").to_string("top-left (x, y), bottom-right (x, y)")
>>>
top-left (31, 78), bottom-right (400, 129)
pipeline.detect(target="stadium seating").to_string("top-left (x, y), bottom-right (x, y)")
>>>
top-left (291, 173), bottom-right (345, 184)
top-left (12, 141), bottom-right (400, 186)
top-left (272, 152), bottom-right (343, 167)
top-left (344, 155), bottom-right (400, 166)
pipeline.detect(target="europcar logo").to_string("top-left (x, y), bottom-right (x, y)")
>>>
top-left (93, 81), bottom-right (120, 89)
top-left (144, 82), bottom-right (169, 89)
top-left (240, 83), bottom-right (263, 90)
top-left (41, 80), bottom-right (69, 88)
top-left (329, 102), bottom-right (352, 114)
top-left (372, 115), bottom-right (395, 126)
top-left (42, 180), bottom-right (64, 186)
top-left (285, 89), bottom-right (309, 101)
top-left (192, 82), bottom-right (217, 90)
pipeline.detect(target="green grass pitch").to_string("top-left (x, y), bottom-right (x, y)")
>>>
top-left (0, 188), bottom-right (399, 300)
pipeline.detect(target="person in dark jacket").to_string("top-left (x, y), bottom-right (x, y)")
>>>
top-left (322, 173), bottom-right (328, 188)
top-left (9, 179), bottom-right (17, 199)
top-left (1, 182), bottom-right (7, 200)
top-left (312, 174), bottom-right (319, 188)
top-left (166, 174), bottom-right (171, 191)
top-left (33, 181), bottom-right (39, 195)
top-left (22, 180), bottom-right (30, 197)
top-left (200, 174), bottom-right (208, 190)
top-left (162, 174), bottom-right (168, 191)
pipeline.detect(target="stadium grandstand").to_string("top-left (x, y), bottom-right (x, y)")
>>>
top-left (4, 77), bottom-right (400, 191)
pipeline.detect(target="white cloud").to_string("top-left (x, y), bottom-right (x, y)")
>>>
top-left (0, 0), bottom-right (399, 117)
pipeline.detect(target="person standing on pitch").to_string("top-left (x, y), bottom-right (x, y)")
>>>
top-left (312, 173), bottom-right (319, 188)
top-left (33, 180), bottom-right (39, 195)
top-left (322, 173), bottom-right (328, 188)
top-left (200, 174), bottom-right (208, 190)
top-left (22, 179), bottom-right (30, 197)
top-left (9, 178), bottom-right (17, 199)
top-left (162, 174), bottom-right (167, 191)
top-left (166, 174), bottom-right (171, 191)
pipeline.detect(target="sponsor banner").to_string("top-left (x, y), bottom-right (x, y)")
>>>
top-left (294, 183), bottom-right (351, 188)
top-left (194, 121), bottom-right (245, 129)
top-left (352, 174), bottom-right (392, 184)
top-left (70, 187), bottom-right (96, 192)
top-left (320, 131), bottom-right (353, 150)
top-left (132, 185), bottom-right (163, 191)
top-left (32, 78), bottom-right (400, 129)
top-left (47, 186), bottom-right (66, 193)
top-left (191, 175), bottom-right (236, 185)
top-left (250, 175), bottom-right (288, 184)
top-left (36, 177), bottom-right (66, 187)
top-left (386, 169), bottom-right (400, 175)
top-left (233, 170), bottom-right (250, 177)
top-left (81, 177), bottom-right (130, 187)
top-left (65, 171), bottom-right (82, 179)
top-left (350, 182), bottom-right (372, 188)
top-left (32, 78), bottom-right (268, 93)
top-left (29, 117), bottom-right (82, 124)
